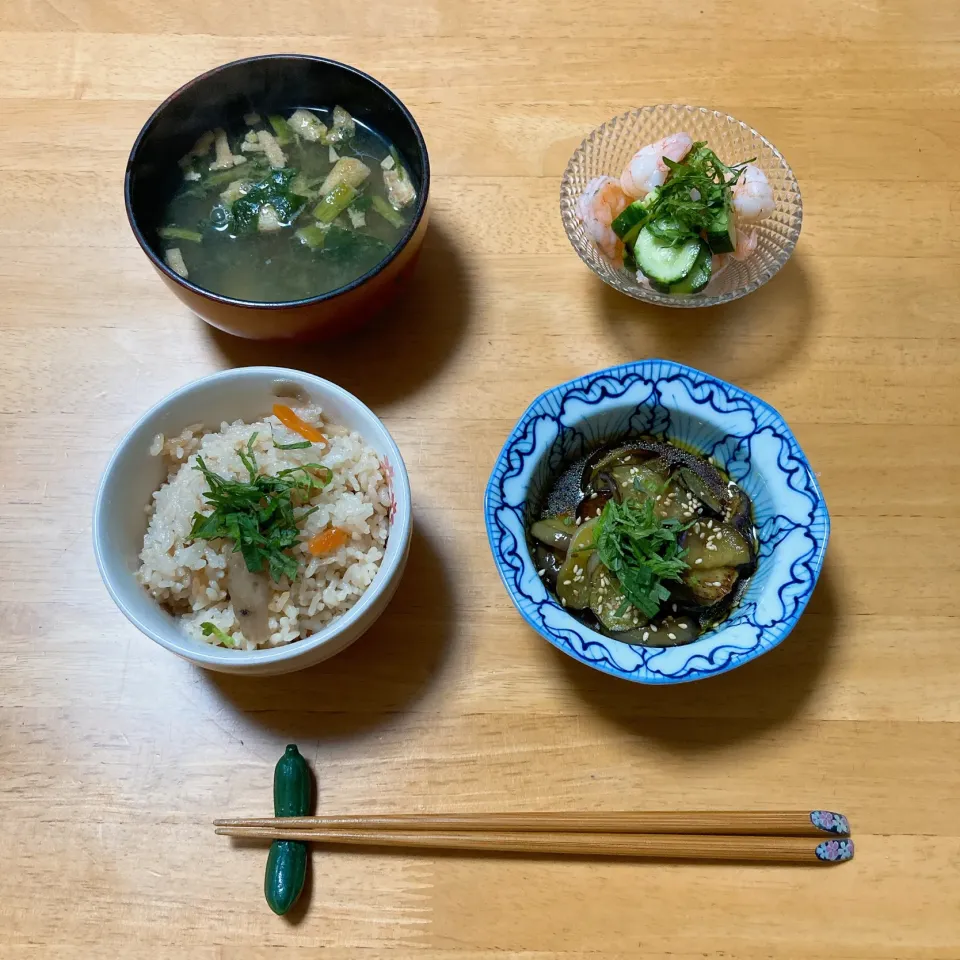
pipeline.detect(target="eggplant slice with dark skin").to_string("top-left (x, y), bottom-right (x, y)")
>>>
top-left (674, 566), bottom-right (740, 611)
top-left (530, 436), bottom-right (757, 647)
top-left (533, 543), bottom-right (564, 589)
top-left (530, 517), bottom-right (574, 554)
top-left (675, 517), bottom-right (756, 614)
top-left (576, 492), bottom-right (612, 523)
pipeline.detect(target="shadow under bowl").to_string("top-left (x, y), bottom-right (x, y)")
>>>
top-left (125, 54), bottom-right (430, 341)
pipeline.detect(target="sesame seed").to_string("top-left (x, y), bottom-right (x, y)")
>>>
top-left (642, 631), bottom-right (649, 641)
top-left (563, 580), bottom-right (572, 585)
top-left (650, 624), bottom-right (658, 632)
top-left (672, 604), bottom-right (677, 612)
top-left (538, 568), bottom-right (546, 576)
top-left (707, 543), bottom-right (717, 551)
top-left (695, 558), bottom-right (703, 564)
top-left (668, 633), bottom-right (677, 640)
top-left (561, 598), bottom-right (567, 607)
top-left (678, 623), bottom-right (688, 629)
top-left (575, 517), bottom-right (582, 525)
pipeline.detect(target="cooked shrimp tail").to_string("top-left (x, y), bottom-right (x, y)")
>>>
top-left (576, 176), bottom-right (630, 263)
top-left (731, 227), bottom-right (758, 261)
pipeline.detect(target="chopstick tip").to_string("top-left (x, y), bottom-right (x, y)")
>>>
top-left (809, 810), bottom-right (851, 836)
top-left (815, 837), bottom-right (854, 863)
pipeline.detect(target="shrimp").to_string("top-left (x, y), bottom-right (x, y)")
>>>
top-left (731, 227), bottom-right (757, 262)
top-left (731, 164), bottom-right (775, 223)
top-left (619, 132), bottom-right (693, 198)
top-left (576, 176), bottom-right (630, 262)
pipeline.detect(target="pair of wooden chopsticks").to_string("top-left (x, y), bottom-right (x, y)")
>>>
top-left (215, 811), bottom-right (854, 864)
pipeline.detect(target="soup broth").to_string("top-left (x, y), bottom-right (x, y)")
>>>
top-left (159, 106), bottom-right (417, 302)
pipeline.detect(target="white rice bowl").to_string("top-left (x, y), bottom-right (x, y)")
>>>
top-left (136, 404), bottom-right (391, 651)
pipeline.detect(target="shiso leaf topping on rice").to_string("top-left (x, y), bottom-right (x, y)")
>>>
top-left (137, 409), bottom-right (390, 651)
top-left (188, 432), bottom-right (332, 583)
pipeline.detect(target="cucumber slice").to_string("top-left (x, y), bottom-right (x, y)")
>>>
top-left (646, 215), bottom-right (690, 244)
top-left (705, 208), bottom-right (737, 254)
top-left (669, 242), bottom-right (712, 294)
top-left (612, 200), bottom-right (650, 245)
top-left (634, 226), bottom-right (701, 285)
top-left (611, 187), bottom-right (661, 246)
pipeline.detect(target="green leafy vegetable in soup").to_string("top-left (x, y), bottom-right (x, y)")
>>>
top-left (228, 169), bottom-right (306, 232)
top-left (159, 105), bottom-right (417, 301)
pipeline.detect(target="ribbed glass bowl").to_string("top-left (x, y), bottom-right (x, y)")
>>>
top-left (560, 105), bottom-right (802, 308)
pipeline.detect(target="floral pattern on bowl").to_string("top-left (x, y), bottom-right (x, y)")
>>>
top-left (484, 359), bottom-right (829, 685)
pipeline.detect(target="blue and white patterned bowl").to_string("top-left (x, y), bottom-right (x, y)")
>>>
top-left (484, 360), bottom-right (829, 684)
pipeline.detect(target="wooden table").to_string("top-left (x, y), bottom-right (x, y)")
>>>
top-left (3, 2), bottom-right (959, 957)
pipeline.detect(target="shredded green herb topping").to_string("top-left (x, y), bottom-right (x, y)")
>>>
top-left (595, 496), bottom-right (689, 618)
top-left (188, 433), bottom-right (331, 583)
top-left (643, 141), bottom-right (754, 241)
top-left (273, 439), bottom-right (313, 450)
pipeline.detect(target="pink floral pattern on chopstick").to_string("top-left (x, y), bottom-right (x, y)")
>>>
top-left (815, 839), bottom-right (854, 862)
top-left (810, 810), bottom-right (850, 836)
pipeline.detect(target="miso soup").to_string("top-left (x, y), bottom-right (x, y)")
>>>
top-left (159, 106), bottom-right (417, 302)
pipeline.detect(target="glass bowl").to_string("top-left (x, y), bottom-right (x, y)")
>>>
top-left (560, 105), bottom-right (802, 308)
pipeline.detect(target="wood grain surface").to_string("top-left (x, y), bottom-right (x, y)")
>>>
top-left (1, 2), bottom-right (959, 957)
